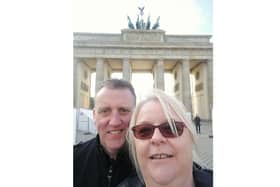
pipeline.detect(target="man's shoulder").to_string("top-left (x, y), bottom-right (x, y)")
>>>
top-left (74, 137), bottom-right (98, 156)
top-left (74, 137), bottom-right (100, 187)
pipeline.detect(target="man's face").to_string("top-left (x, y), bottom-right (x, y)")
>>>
top-left (93, 87), bottom-right (135, 158)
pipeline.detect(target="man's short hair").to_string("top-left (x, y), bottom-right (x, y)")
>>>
top-left (97, 79), bottom-right (136, 104)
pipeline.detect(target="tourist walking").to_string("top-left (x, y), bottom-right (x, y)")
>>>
top-left (194, 115), bottom-right (201, 134)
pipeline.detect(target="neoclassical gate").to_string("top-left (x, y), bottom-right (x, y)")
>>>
top-left (74, 29), bottom-right (212, 120)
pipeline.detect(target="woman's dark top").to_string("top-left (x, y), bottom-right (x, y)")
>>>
top-left (117, 162), bottom-right (213, 187)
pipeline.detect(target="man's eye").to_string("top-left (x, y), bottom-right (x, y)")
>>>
top-left (119, 108), bottom-right (130, 113)
top-left (98, 109), bottom-right (109, 114)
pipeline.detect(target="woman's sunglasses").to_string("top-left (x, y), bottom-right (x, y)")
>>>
top-left (131, 121), bottom-right (185, 140)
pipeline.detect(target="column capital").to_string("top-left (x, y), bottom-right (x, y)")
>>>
top-left (74, 58), bottom-right (83, 64)
top-left (96, 58), bottom-right (104, 62)
top-left (181, 58), bottom-right (190, 63)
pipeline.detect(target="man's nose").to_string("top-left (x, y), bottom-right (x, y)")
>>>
top-left (109, 112), bottom-right (122, 126)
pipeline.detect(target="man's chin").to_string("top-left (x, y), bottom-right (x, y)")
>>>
top-left (105, 142), bottom-right (125, 158)
top-left (110, 139), bottom-right (126, 148)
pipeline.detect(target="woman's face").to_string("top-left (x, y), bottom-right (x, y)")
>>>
top-left (134, 100), bottom-right (194, 186)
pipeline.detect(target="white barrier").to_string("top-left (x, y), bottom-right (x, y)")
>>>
top-left (74, 108), bottom-right (97, 143)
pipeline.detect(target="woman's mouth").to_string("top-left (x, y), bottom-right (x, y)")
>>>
top-left (149, 153), bottom-right (173, 159)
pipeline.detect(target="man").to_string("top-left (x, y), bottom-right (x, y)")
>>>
top-left (74, 79), bottom-right (136, 187)
top-left (194, 115), bottom-right (201, 134)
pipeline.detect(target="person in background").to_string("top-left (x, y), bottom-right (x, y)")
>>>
top-left (74, 79), bottom-right (136, 187)
top-left (194, 115), bottom-right (201, 134)
top-left (117, 89), bottom-right (212, 187)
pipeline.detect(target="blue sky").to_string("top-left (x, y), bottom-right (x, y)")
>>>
top-left (73, 0), bottom-right (212, 34)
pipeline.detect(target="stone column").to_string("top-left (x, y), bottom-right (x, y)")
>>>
top-left (103, 61), bottom-right (111, 80)
top-left (181, 59), bottom-right (192, 112)
top-left (154, 59), bottom-right (165, 90)
top-left (203, 62), bottom-right (210, 120)
top-left (122, 58), bottom-right (132, 81)
top-left (74, 58), bottom-right (81, 108)
top-left (73, 58), bottom-right (81, 144)
top-left (95, 58), bottom-right (104, 94)
top-left (206, 59), bottom-right (213, 121)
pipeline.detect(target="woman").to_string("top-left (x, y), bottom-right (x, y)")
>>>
top-left (117, 89), bottom-right (212, 187)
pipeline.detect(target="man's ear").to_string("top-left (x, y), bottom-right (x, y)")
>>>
top-left (93, 108), bottom-right (96, 119)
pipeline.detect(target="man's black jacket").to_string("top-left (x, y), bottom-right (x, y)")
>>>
top-left (74, 135), bottom-right (134, 187)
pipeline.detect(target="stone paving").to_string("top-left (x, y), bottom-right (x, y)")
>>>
top-left (195, 122), bottom-right (213, 169)
top-left (75, 122), bottom-right (213, 169)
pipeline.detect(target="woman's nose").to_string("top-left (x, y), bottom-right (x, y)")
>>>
top-left (150, 128), bottom-right (166, 144)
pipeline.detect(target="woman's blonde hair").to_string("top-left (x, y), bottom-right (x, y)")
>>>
top-left (127, 89), bottom-right (202, 184)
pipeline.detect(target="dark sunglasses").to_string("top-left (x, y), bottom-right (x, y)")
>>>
top-left (131, 121), bottom-right (185, 140)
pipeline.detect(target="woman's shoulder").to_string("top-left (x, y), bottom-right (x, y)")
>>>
top-left (116, 173), bottom-right (144, 187)
top-left (117, 163), bottom-right (212, 187)
top-left (193, 163), bottom-right (213, 187)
